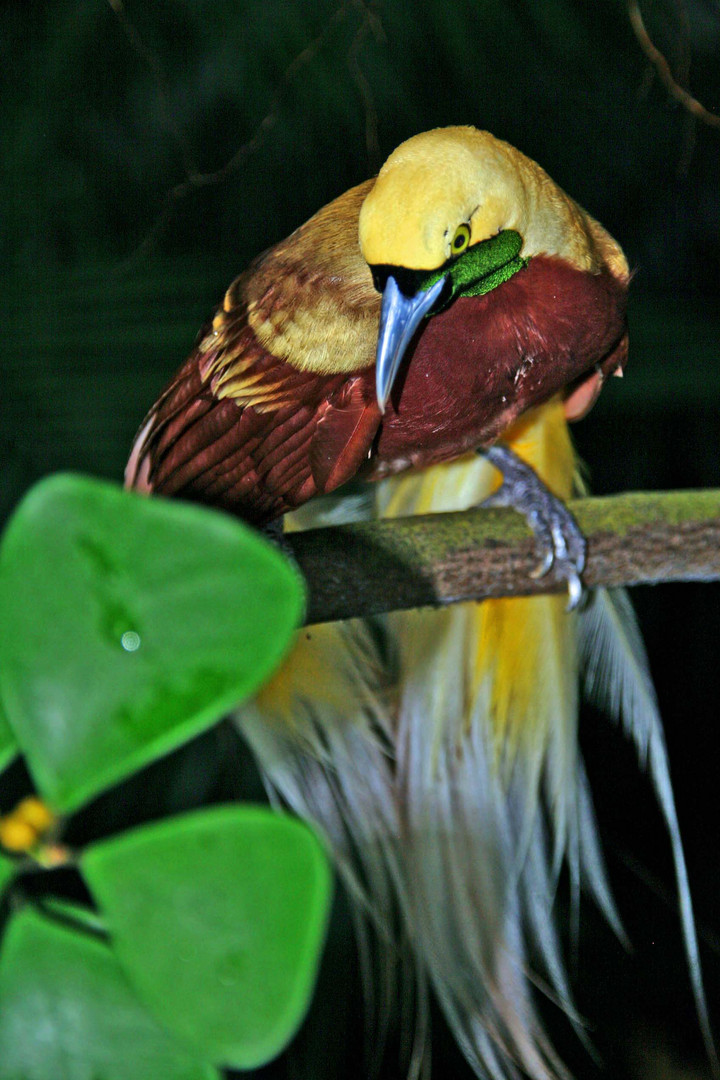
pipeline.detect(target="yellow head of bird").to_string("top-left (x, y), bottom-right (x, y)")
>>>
top-left (358, 126), bottom-right (610, 275)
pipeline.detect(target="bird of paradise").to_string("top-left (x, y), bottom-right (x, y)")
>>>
top-left (127, 127), bottom-right (712, 1080)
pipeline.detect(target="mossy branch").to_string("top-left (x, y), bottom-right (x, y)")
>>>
top-left (285, 490), bottom-right (720, 625)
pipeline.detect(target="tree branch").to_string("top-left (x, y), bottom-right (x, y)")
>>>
top-left (628, 0), bottom-right (720, 129)
top-left (284, 490), bottom-right (720, 624)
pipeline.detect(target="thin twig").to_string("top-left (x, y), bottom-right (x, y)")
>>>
top-left (628, 0), bottom-right (720, 129)
top-left (284, 490), bottom-right (720, 624)
top-left (106, 0), bottom-right (379, 259)
top-left (347, 0), bottom-right (385, 170)
top-left (105, 0), bottom-right (200, 179)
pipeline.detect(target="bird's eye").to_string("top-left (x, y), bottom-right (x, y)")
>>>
top-left (450, 223), bottom-right (471, 256)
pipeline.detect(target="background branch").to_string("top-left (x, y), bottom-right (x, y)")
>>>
top-left (628, 0), bottom-right (720, 129)
top-left (106, 0), bottom-right (382, 259)
top-left (286, 490), bottom-right (720, 624)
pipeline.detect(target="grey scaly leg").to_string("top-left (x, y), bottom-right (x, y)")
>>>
top-left (481, 444), bottom-right (586, 610)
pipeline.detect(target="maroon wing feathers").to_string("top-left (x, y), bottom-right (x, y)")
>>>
top-left (125, 304), bottom-right (380, 525)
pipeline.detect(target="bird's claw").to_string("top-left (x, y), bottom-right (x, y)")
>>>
top-left (480, 445), bottom-right (587, 611)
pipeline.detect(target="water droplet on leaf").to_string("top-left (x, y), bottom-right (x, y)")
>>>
top-left (121, 631), bottom-right (141, 652)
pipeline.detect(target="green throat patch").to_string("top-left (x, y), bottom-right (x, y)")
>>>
top-left (419, 229), bottom-right (527, 309)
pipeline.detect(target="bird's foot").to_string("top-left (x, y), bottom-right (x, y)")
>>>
top-left (480, 444), bottom-right (586, 610)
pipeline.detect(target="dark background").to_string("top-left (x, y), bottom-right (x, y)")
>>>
top-left (2, 1), bottom-right (720, 1077)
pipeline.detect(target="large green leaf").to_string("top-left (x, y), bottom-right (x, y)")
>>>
top-left (0, 474), bottom-right (304, 811)
top-left (81, 805), bottom-right (332, 1069)
top-left (0, 906), bottom-right (220, 1080)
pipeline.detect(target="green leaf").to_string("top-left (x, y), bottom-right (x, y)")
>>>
top-left (0, 701), bottom-right (17, 774)
top-left (39, 896), bottom-right (108, 936)
top-left (0, 852), bottom-right (17, 897)
top-left (0, 474), bottom-right (304, 811)
top-left (0, 906), bottom-right (220, 1080)
top-left (81, 805), bottom-right (332, 1069)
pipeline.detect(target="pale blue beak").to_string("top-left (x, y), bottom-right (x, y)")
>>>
top-left (375, 274), bottom-right (447, 413)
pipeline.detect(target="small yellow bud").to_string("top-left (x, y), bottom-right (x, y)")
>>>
top-left (16, 797), bottom-right (55, 834)
top-left (0, 816), bottom-right (37, 853)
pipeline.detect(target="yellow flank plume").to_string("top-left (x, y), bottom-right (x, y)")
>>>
top-left (476, 402), bottom-right (577, 762)
top-left (470, 588), bottom-right (576, 764)
top-left (500, 398), bottom-right (576, 502)
top-left (376, 397), bottom-right (578, 769)
top-left (255, 617), bottom-right (391, 736)
top-left (478, 401), bottom-right (577, 762)
top-left (257, 396), bottom-right (577, 779)
top-left (255, 625), bottom-right (354, 722)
